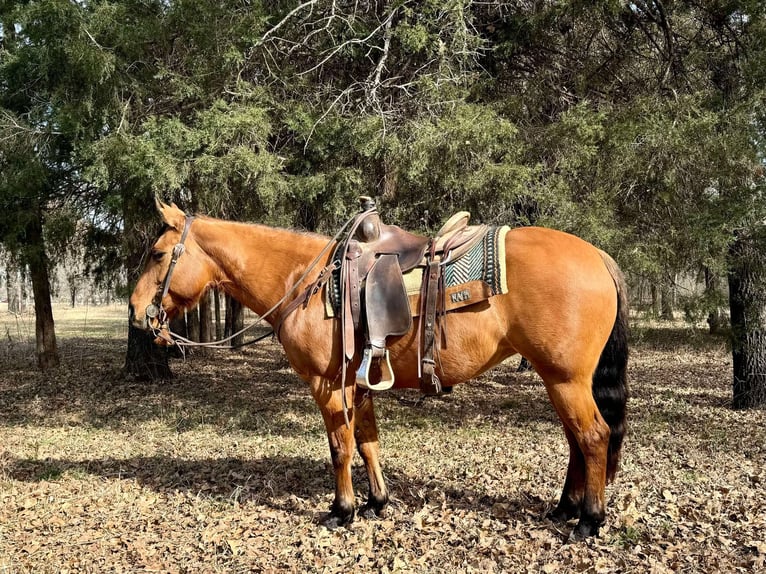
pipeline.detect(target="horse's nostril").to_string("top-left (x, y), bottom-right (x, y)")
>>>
top-left (128, 303), bottom-right (147, 330)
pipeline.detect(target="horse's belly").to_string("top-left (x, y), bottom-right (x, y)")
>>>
top-left (387, 301), bottom-right (516, 388)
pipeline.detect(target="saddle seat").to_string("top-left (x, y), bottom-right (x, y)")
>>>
top-left (360, 210), bottom-right (473, 272)
top-left (343, 197), bottom-right (488, 394)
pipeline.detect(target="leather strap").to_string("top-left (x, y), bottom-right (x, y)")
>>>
top-left (150, 215), bottom-right (195, 316)
top-left (420, 258), bottom-right (443, 395)
top-left (346, 241), bottom-right (362, 329)
top-left (273, 261), bottom-right (338, 340)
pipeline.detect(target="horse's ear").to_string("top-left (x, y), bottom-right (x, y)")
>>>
top-left (155, 199), bottom-right (186, 231)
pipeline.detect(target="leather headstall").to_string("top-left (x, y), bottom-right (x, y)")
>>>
top-left (145, 214), bottom-right (195, 335)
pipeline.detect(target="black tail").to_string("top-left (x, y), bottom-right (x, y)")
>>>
top-left (593, 253), bottom-right (629, 483)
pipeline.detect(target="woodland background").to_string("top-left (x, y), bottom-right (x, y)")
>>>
top-left (2, 1), bottom-right (766, 404)
top-left (0, 1), bottom-right (766, 571)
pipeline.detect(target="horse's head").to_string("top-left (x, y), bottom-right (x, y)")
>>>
top-left (129, 201), bottom-right (214, 342)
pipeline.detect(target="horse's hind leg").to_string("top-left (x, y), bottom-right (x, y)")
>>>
top-left (548, 427), bottom-right (585, 522)
top-left (354, 391), bottom-right (389, 518)
top-left (546, 378), bottom-right (610, 538)
top-left (309, 376), bottom-right (357, 529)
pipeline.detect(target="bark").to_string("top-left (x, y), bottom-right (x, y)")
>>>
top-left (650, 284), bottom-right (660, 317)
top-left (194, 292), bottom-right (213, 356)
top-left (225, 295), bottom-right (245, 347)
top-left (214, 290), bottom-right (223, 340)
top-left (187, 305), bottom-right (201, 342)
top-left (517, 356), bottom-right (533, 372)
top-left (124, 322), bottom-right (173, 381)
top-left (170, 313), bottom-right (188, 340)
top-left (199, 291), bottom-right (213, 343)
top-left (167, 313), bottom-right (186, 359)
top-left (23, 210), bottom-right (59, 370)
top-left (6, 264), bottom-right (26, 314)
top-left (660, 285), bottom-right (674, 320)
top-left (704, 267), bottom-right (726, 335)
top-left (727, 228), bottom-right (766, 409)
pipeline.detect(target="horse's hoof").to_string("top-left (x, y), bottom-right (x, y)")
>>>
top-left (321, 506), bottom-right (355, 530)
top-left (547, 503), bottom-right (580, 523)
top-left (358, 503), bottom-right (385, 520)
top-left (568, 518), bottom-right (601, 540)
top-left (321, 513), bottom-right (350, 530)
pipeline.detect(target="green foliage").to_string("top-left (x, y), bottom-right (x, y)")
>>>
top-left (2, 0), bottom-right (766, 328)
top-left (387, 103), bottom-right (532, 229)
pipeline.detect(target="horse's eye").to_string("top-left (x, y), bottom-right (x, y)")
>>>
top-left (151, 250), bottom-right (165, 262)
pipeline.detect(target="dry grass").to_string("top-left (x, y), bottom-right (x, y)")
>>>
top-left (0, 305), bottom-right (764, 573)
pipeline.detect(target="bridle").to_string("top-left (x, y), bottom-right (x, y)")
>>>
top-left (145, 214), bottom-right (195, 339)
top-left (141, 209), bottom-right (358, 351)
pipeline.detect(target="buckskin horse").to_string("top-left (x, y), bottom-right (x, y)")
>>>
top-left (129, 201), bottom-right (628, 539)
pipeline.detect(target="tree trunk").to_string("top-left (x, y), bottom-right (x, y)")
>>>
top-left (23, 210), bottom-right (59, 370)
top-left (704, 267), bottom-right (726, 335)
top-left (124, 321), bottom-right (173, 380)
top-left (194, 292), bottom-right (213, 356)
top-left (660, 285), bottom-right (674, 320)
top-left (517, 356), bottom-right (533, 372)
top-left (187, 305), bottom-right (201, 342)
top-left (6, 264), bottom-right (25, 314)
top-left (166, 313), bottom-right (186, 359)
top-left (727, 228), bottom-right (766, 409)
top-left (123, 191), bottom-right (172, 380)
top-left (199, 291), bottom-right (212, 343)
top-left (170, 313), bottom-right (188, 340)
top-left (650, 284), bottom-right (660, 317)
top-left (214, 290), bottom-right (223, 340)
top-left (225, 295), bottom-right (245, 347)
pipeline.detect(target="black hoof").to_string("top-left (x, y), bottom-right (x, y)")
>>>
top-left (358, 503), bottom-right (386, 520)
top-left (321, 512), bottom-right (353, 530)
top-left (568, 517), bottom-right (601, 540)
top-left (547, 500), bottom-right (580, 523)
top-left (321, 504), bottom-right (355, 529)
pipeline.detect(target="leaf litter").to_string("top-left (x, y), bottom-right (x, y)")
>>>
top-left (0, 312), bottom-right (764, 573)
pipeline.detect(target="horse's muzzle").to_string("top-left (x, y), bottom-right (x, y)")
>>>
top-left (128, 302), bottom-right (151, 331)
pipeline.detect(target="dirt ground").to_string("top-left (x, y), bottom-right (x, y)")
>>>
top-left (0, 305), bottom-right (764, 573)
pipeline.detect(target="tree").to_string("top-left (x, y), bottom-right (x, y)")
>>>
top-left (4, 257), bottom-right (27, 314)
top-left (0, 0), bottom-right (126, 368)
top-left (728, 226), bottom-right (766, 408)
top-left (4, 0), bottom-right (765, 406)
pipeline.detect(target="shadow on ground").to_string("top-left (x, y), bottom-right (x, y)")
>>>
top-left (0, 451), bottom-right (568, 537)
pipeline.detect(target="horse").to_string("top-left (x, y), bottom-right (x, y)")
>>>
top-left (129, 201), bottom-right (629, 539)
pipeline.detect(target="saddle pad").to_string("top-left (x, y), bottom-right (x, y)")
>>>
top-left (326, 225), bottom-right (509, 317)
top-left (405, 224), bottom-right (509, 314)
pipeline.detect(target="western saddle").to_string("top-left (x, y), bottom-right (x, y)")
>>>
top-left (339, 196), bottom-right (487, 394)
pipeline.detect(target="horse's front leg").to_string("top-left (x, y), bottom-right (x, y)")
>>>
top-left (354, 390), bottom-right (389, 518)
top-left (309, 375), bottom-right (357, 528)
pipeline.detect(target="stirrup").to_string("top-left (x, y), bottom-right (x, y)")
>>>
top-left (420, 359), bottom-right (443, 395)
top-left (355, 347), bottom-right (395, 391)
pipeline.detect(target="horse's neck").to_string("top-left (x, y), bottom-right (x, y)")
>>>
top-left (194, 218), bottom-right (327, 319)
